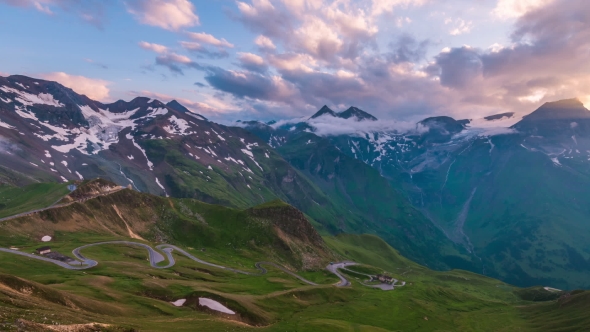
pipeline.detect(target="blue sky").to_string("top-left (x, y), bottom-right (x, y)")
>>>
top-left (0, 0), bottom-right (588, 122)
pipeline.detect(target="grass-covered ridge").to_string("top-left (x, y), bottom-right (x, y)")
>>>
top-left (0, 182), bottom-right (70, 219)
top-left (0, 181), bottom-right (588, 331)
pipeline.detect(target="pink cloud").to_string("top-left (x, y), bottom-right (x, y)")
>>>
top-left (138, 41), bottom-right (169, 54)
top-left (185, 32), bottom-right (234, 48)
top-left (128, 90), bottom-right (237, 115)
top-left (255, 35), bottom-right (276, 50)
top-left (39, 72), bottom-right (111, 101)
top-left (125, 0), bottom-right (200, 31)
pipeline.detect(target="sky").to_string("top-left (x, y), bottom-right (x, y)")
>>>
top-left (0, 0), bottom-right (588, 122)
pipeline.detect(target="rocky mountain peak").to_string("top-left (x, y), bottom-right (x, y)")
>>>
top-left (310, 105), bottom-right (337, 119)
top-left (513, 98), bottom-right (590, 136)
top-left (520, 98), bottom-right (589, 122)
top-left (339, 106), bottom-right (378, 121)
top-left (310, 105), bottom-right (378, 122)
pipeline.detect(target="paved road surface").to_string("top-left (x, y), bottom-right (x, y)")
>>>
top-left (0, 241), bottom-right (399, 290)
top-left (326, 262), bottom-right (358, 287)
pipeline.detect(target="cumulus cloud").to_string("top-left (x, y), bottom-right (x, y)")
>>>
top-left (138, 41), bottom-right (169, 54)
top-left (39, 72), bottom-right (111, 101)
top-left (185, 32), bottom-right (234, 48)
top-left (214, 0), bottom-right (588, 122)
top-left (493, 0), bottom-right (555, 19)
top-left (125, 0), bottom-right (200, 31)
top-left (425, 0), bottom-right (590, 118)
top-left (204, 67), bottom-right (300, 103)
top-left (255, 35), bottom-right (276, 50)
top-left (155, 53), bottom-right (202, 74)
top-left (138, 41), bottom-right (203, 73)
top-left (235, 0), bottom-right (386, 63)
top-left (237, 52), bottom-right (268, 72)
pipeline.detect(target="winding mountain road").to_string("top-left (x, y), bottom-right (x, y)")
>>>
top-left (0, 241), bottom-right (401, 290)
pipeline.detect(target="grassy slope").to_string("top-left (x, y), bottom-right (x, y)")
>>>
top-left (0, 230), bottom-right (535, 332)
top-left (277, 133), bottom-right (470, 271)
top-left (0, 182), bottom-right (70, 218)
top-left (418, 135), bottom-right (590, 289)
top-left (144, 138), bottom-right (347, 237)
top-left (0, 183), bottom-right (587, 331)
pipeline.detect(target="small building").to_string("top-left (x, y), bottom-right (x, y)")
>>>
top-left (36, 246), bottom-right (51, 255)
top-left (376, 274), bottom-right (394, 284)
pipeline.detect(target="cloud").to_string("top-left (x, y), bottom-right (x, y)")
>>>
top-left (39, 72), bottom-right (111, 101)
top-left (204, 66), bottom-right (299, 103)
top-left (185, 32), bottom-right (234, 48)
top-left (255, 35), bottom-right (276, 50)
top-left (493, 0), bottom-right (555, 19)
top-left (388, 34), bottom-right (430, 64)
top-left (371, 0), bottom-right (428, 16)
top-left (0, 0), bottom-right (108, 27)
top-left (446, 18), bottom-right (473, 36)
top-left (237, 52), bottom-right (268, 72)
top-left (428, 46), bottom-right (483, 88)
top-left (137, 41), bottom-right (204, 73)
top-left (138, 41), bottom-right (169, 54)
top-left (155, 53), bottom-right (202, 74)
top-left (125, 0), bottom-right (200, 31)
top-left (234, 0), bottom-right (382, 62)
top-left (179, 41), bottom-right (229, 59)
top-left (0, 135), bottom-right (20, 155)
top-left (422, 0), bottom-right (590, 118)
top-left (271, 114), bottom-right (418, 137)
top-left (128, 90), bottom-right (238, 115)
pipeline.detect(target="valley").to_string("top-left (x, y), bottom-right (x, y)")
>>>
top-left (0, 75), bottom-right (590, 331)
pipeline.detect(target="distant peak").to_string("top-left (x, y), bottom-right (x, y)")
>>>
top-left (310, 105), bottom-right (337, 119)
top-left (309, 105), bottom-right (378, 121)
top-left (166, 100), bottom-right (208, 121)
top-left (166, 100), bottom-right (189, 113)
top-left (339, 106), bottom-right (378, 121)
top-left (520, 98), bottom-right (590, 122)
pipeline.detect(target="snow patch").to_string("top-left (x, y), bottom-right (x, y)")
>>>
top-left (0, 119), bottom-right (15, 129)
top-left (155, 177), bottom-right (168, 197)
top-left (198, 298), bottom-right (235, 315)
top-left (241, 149), bottom-right (254, 158)
top-left (0, 86), bottom-right (64, 107)
top-left (171, 299), bottom-right (186, 307)
top-left (126, 134), bottom-right (153, 170)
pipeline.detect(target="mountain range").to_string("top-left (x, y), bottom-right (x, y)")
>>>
top-left (2, 74), bottom-right (590, 290)
top-left (243, 100), bottom-right (590, 290)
